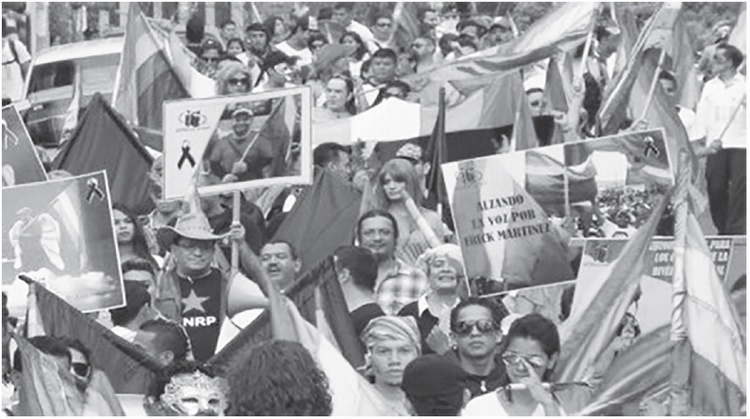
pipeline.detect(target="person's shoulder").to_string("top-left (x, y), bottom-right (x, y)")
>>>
top-left (397, 300), bottom-right (419, 316)
top-left (462, 390), bottom-right (502, 416)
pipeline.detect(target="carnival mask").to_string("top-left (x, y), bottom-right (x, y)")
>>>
top-left (160, 371), bottom-right (228, 416)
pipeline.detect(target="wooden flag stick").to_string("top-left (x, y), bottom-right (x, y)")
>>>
top-left (231, 190), bottom-right (241, 279)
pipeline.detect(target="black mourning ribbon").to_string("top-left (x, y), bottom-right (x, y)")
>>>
top-left (86, 178), bottom-right (105, 203)
top-left (178, 140), bottom-right (196, 169)
top-left (644, 136), bottom-right (660, 158)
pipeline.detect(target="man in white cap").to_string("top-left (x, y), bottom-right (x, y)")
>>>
top-left (155, 210), bottom-right (267, 362)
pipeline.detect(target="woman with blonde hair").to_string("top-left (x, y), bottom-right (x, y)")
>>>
top-left (215, 61), bottom-right (256, 96)
top-left (363, 158), bottom-right (450, 266)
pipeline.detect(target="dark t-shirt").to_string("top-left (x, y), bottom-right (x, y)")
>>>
top-left (398, 300), bottom-right (439, 355)
top-left (444, 350), bottom-right (508, 399)
top-left (350, 302), bottom-right (385, 338)
top-left (177, 269), bottom-right (223, 362)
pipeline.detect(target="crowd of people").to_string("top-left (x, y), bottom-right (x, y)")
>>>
top-left (1, 1), bottom-right (746, 416)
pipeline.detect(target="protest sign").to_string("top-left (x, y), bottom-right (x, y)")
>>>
top-left (2, 171), bottom-right (124, 314)
top-left (584, 236), bottom-right (746, 285)
top-left (443, 129), bottom-right (673, 294)
top-left (162, 86), bottom-right (312, 199)
top-left (2, 105), bottom-right (47, 187)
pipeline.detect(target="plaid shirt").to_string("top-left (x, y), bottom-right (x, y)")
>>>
top-left (375, 258), bottom-right (427, 316)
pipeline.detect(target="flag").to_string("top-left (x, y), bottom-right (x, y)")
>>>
top-left (392, 2), bottom-right (420, 52)
top-left (544, 56), bottom-right (569, 145)
top-left (249, 258), bottom-right (397, 415)
top-left (113, 3), bottom-right (214, 143)
top-left (272, 169), bottom-right (362, 274)
top-left (14, 334), bottom-right (78, 415)
top-left (598, 4), bottom-right (666, 136)
top-left (511, 81), bottom-right (540, 151)
top-left (405, 3), bottom-right (600, 97)
top-left (577, 325), bottom-right (672, 415)
top-left (60, 67), bottom-right (82, 143)
top-left (313, 72), bottom-right (522, 148)
top-left (553, 193), bottom-right (669, 382)
top-left (27, 276), bottom-right (164, 394)
top-left (424, 87), bottom-right (446, 211)
top-left (728, 3), bottom-right (746, 55)
top-left (671, 213), bottom-right (746, 415)
top-left (524, 148), bottom-right (598, 214)
top-left (52, 94), bottom-right (155, 215)
top-left (208, 257), bottom-right (365, 372)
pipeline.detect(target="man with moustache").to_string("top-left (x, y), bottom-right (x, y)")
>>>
top-left (259, 240), bottom-right (301, 291)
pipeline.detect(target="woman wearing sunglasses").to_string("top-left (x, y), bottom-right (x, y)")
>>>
top-left (462, 313), bottom-right (591, 416)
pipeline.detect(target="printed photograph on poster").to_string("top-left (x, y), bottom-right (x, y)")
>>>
top-left (442, 129), bottom-right (673, 295)
top-left (162, 86), bottom-right (312, 199)
top-left (2, 105), bottom-right (47, 187)
top-left (2, 170), bottom-right (124, 316)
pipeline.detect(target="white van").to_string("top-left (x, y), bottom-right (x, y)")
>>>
top-left (21, 37), bottom-right (124, 146)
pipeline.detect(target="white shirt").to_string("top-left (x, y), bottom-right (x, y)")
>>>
top-left (274, 41), bottom-right (313, 67)
top-left (462, 392), bottom-right (550, 416)
top-left (677, 106), bottom-right (700, 142)
top-left (367, 38), bottom-right (394, 55)
top-left (2, 38), bottom-right (31, 101)
top-left (347, 20), bottom-right (374, 44)
top-left (694, 73), bottom-right (746, 148)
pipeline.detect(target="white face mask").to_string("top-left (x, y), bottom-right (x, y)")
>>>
top-left (160, 371), bottom-right (228, 416)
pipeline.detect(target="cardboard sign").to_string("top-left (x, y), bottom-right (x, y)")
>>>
top-left (2, 171), bottom-right (124, 314)
top-left (443, 129), bottom-right (673, 294)
top-left (162, 86), bottom-right (312, 199)
top-left (2, 105), bottom-right (47, 187)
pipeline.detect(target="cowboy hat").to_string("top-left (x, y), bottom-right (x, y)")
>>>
top-left (156, 212), bottom-right (224, 250)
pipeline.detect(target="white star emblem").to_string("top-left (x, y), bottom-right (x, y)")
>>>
top-left (182, 289), bottom-right (209, 314)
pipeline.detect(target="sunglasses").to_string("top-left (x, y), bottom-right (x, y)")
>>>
top-left (529, 100), bottom-right (542, 108)
top-left (412, 43), bottom-right (427, 48)
top-left (376, 22), bottom-right (392, 28)
top-left (203, 57), bottom-right (218, 63)
top-left (71, 362), bottom-right (90, 378)
top-left (228, 77), bottom-right (250, 86)
top-left (501, 353), bottom-right (547, 370)
top-left (452, 319), bottom-right (497, 336)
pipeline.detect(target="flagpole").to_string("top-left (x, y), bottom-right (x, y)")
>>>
top-left (231, 190), bottom-right (240, 279)
top-left (668, 149), bottom-right (691, 416)
top-left (638, 48), bottom-right (668, 122)
top-left (715, 92), bottom-right (746, 144)
top-left (576, 28), bottom-right (595, 86)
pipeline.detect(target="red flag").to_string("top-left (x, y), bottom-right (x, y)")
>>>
top-left (52, 94), bottom-right (155, 214)
top-left (272, 169), bottom-right (362, 273)
top-left (29, 277), bottom-right (163, 394)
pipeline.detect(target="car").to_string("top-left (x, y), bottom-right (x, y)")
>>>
top-left (21, 36), bottom-right (123, 147)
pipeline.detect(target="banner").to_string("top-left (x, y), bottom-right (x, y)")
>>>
top-left (2, 105), bottom-right (47, 187)
top-left (583, 236), bottom-right (746, 287)
top-left (442, 129), bottom-right (674, 294)
top-left (2, 171), bottom-right (124, 315)
top-left (162, 86), bottom-right (312, 199)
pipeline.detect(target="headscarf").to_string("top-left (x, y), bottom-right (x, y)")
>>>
top-left (361, 316), bottom-right (421, 354)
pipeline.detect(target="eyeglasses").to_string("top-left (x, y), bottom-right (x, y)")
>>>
top-left (71, 362), bottom-right (91, 378)
top-left (228, 77), bottom-right (250, 86)
top-left (501, 353), bottom-right (547, 370)
top-left (452, 319), bottom-right (497, 336)
top-left (176, 240), bottom-right (216, 251)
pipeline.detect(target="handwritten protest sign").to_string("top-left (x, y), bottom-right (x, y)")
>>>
top-left (163, 86), bottom-right (312, 199)
top-left (2, 171), bottom-right (124, 314)
top-left (2, 105), bottom-right (47, 187)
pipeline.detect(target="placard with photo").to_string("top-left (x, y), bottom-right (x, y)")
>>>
top-left (2, 171), bottom-right (124, 314)
top-left (2, 105), bottom-right (47, 187)
top-left (162, 86), bottom-right (312, 199)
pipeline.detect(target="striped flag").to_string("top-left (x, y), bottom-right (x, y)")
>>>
top-left (113, 3), bottom-right (214, 142)
top-left (728, 3), bottom-right (746, 55)
top-left (553, 193), bottom-right (669, 383)
top-left (405, 2), bottom-right (600, 98)
top-left (671, 213), bottom-right (746, 415)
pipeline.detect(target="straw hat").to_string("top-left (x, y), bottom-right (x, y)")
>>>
top-left (156, 212), bottom-right (224, 250)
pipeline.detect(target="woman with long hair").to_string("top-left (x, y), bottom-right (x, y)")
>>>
top-left (462, 313), bottom-right (593, 416)
top-left (263, 16), bottom-right (289, 46)
top-left (226, 340), bottom-right (332, 416)
top-left (339, 31), bottom-right (370, 77)
top-left (112, 203), bottom-right (159, 270)
top-left (366, 158), bottom-right (449, 265)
